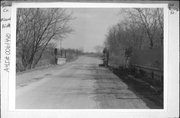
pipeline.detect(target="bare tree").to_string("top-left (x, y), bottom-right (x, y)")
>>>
top-left (156, 8), bottom-right (164, 46)
top-left (16, 8), bottom-right (73, 70)
top-left (121, 8), bottom-right (163, 49)
top-left (105, 8), bottom-right (163, 66)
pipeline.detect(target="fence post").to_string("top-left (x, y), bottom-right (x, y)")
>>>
top-left (65, 50), bottom-right (66, 58)
top-left (60, 49), bottom-right (63, 57)
top-left (54, 48), bottom-right (58, 64)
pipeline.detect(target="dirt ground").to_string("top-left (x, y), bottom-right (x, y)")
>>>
top-left (16, 56), bottom-right (160, 109)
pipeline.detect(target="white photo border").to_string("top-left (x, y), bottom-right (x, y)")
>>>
top-left (1, 2), bottom-right (179, 118)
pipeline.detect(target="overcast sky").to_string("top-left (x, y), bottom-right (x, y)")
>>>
top-left (60, 8), bottom-right (122, 52)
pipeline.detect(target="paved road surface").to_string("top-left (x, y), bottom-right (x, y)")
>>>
top-left (16, 56), bottom-right (156, 109)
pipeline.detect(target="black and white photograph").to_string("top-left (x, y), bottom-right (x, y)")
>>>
top-left (15, 7), bottom-right (164, 109)
top-left (1, 1), bottom-right (179, 118)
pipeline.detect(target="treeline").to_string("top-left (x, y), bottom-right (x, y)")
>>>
top-left (16, 8), bottom-right (73, 71)
top-left (105, 8), bottom-right (163, 68)
top-left (17, 44), bottom-right (82, 72)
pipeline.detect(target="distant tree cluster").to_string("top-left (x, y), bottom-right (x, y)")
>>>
top-left (94, 45), bottom-right (104, 54)
top-left (105, 8), bottom-right (163, 67)
top-left (16, 8), bottom-right (73, 70)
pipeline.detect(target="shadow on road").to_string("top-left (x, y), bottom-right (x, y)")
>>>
top-left (93, 65), bottom-right (163, 109)
top-left (111, 68), bottom-right (163, 109)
